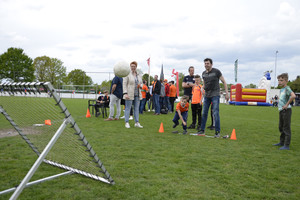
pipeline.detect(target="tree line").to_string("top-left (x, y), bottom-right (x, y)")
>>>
top-left (1, 47), bottom-right (299, 93)
top-left (0, 47), bottom-right (93, 89)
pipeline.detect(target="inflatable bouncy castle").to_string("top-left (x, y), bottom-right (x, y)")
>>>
top-left (229, 72), bottom-right (272, 106)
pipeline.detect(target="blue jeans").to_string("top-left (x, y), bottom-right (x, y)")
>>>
top-left (153, 94), bottom-right (160, 114)
top-left (125, 96), bottom-right (140, 123)
top-left (173, 111), bottom-right (188, 130)
top-left (164, 96), bottom-right (171, 111)
top-left (201, 96), bottom-right (220, 132)
top-left (139, 98), bottom-right (146, 114)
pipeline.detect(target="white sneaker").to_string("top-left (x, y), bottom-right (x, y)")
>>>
top-left (120, 116), bottom-right (125, 119)
top-left (134, 122), bottom-right (143, 128)
top-left (129, 116), bottom-right (133, 120)
top-left (125, 123), bottom-right (130, 128)
top-left (148, 109), bottom-right (150, 112)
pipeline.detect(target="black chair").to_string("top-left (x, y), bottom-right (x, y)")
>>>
top-left (88, 100), bottom-right (96, 115)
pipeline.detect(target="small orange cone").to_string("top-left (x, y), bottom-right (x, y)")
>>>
top-left (159, 122), bottom-right (164, 133)
top-left (86, 108), bottom-right (91, 118)
top-left (230, 129), bottom-right (237, 140)
top-left (45, 119), bottom-right (51, 126)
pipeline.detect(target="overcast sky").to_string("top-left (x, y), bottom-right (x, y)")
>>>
top-left (1, 0), bottom-right (299, 87)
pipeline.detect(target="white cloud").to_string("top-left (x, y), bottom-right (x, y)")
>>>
top-left (0, 0), bottom-right (299, 86)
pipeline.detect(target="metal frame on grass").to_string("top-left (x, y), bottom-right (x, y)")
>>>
top-left (0, 82), bottom-right (114, 199)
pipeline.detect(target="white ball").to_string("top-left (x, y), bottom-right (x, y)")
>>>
top-left (113, 61), bottom-right (130, 77)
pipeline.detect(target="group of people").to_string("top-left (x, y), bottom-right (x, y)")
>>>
top-left (94, 58), bottom-right (295, 150)
top-left (172, 58), bottom-right (229, 137)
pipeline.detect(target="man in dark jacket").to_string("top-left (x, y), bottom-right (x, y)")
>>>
top-left (152, 75), bottom-right (161, 115)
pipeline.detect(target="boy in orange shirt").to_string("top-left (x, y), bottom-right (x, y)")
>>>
top-left (188, 75), bottom-right (203, 130)
top-left (172, 95), bottom-right (189, 134)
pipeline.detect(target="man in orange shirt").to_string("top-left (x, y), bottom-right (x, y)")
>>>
top-left (139, 80), bottom-right (148, 114)
top-left (188, 75), bottom-right (203, 130)
top-left (172, 95), bottom-right (189, 135)
top-left (169, 81), bottom-right (177, 112)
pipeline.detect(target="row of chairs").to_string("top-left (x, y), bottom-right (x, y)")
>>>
top-left (88, 100), bottom-right (108, 118)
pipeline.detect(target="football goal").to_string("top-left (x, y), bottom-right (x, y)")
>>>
top-left (0, 82), bottom-right (114, 200)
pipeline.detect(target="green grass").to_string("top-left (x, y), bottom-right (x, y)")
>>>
top-left (1, 98), bottom-right (300, 199)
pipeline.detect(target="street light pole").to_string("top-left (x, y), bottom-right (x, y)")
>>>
top-left (274, 50), bottom-right (279, 87)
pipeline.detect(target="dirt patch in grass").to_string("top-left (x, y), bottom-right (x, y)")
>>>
top-left (0, 127), bottom-right (43, 138)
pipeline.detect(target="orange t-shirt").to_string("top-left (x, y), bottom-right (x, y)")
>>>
top-left (176, 102), bottom-right (189, 113)
top-left (191, 84), bottom-right (203, 104)
top-left (169, 85), bottom-right (177, 97)
top-left (141, 84), bottom-right (148, 99)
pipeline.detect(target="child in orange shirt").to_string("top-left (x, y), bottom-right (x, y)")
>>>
top-left (172, 95), bottom-right (189, 134)
top-left (188, 75), bottom-right (203, 130)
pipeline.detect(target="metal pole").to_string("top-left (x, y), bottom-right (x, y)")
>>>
top-left (10, 119), bottom-right (69, 200)
top-left (274, 50), bottom-right (278, 87)
top-left (0, 171), bottom-right (73, 195)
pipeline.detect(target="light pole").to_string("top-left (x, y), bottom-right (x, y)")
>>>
top-left (274, 50), bottom-right (279, 87)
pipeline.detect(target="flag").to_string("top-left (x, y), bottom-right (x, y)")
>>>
top-left (147, 57), bottom-right (150, 67)
top-left (234, 59), bottom-right (238, 83)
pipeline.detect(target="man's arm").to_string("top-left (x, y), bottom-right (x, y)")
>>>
top-left (220, 75), bottom-right (229, 101)
top-left (111, 84), bottom-right (117, 94)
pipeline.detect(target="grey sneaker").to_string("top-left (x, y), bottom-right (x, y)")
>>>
top-left (197, 130), bottom-right (205, 135)
top-left (214, 131), bottom-right (220, 138)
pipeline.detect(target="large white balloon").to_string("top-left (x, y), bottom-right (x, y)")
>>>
top-left (113, 61), bottom-right (130, 77)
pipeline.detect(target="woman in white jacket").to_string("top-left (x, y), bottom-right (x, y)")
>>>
top-left (123, 61), bottom-right (143, 128)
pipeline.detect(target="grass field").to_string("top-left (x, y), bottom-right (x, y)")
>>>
top-left (0, 98), bottom-right (300, 200)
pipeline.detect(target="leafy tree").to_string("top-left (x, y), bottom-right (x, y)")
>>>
top-left (290, 76), bottom-right (300, 92)
top-left (0, 47), bottom-right (34, 82)
top-left (178, 72), bottom-right (184, 95)
top-left (142, 73), bottom-right (153, 85)
top-left (98, 80), bottom-right (112, 92)
top-left (33, 56), bottom-right (67, 88)
top-left (66, 69), bottom-right (93, 89)
top-left (245, 83), bottom-right (257, 88)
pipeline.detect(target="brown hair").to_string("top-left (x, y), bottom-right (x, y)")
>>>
top-left (277, 73), bottom-right (288, 80)
top-left (130, 61), bottom-right (138, 67)
top-left (181, 95), bottom-right (189, 101)
top-left (204, 58), bottom-right (213, 64)
top-left (194, 74), bottom-right (201, 79)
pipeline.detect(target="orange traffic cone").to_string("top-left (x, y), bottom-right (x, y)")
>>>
top-left (230, 129), bottom-right (237, 140)
top-left (159, 122), bottom-right (164, 133)
top-left (45, 119), bottom-right (51, 126)
top-left (86, 108), bottom-right (91, 118)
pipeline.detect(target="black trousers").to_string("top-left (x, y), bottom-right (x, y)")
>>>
top-left (169, 97), bottom-right (176, 112)
top-left (191, 103), bottom-right (202, 126)
top-left (279, 109), bottom-right (292, 146)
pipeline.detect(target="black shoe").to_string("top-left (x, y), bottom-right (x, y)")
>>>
top-left (173, 123), bottom-right (178, 128)
top-left (214, 131), bottom-right (220, 138)
top-left (95, 112), bottom-right (100, 117)
top-left (207, 125), bottom-right (215, 130)
top-left (196, 125), bottom-right (201, 131)
top-left (197, 130), bottom-right (205, 135)
top-left (182, 130), bottom-right (187, 135)
top-left (188, 124), bottom-right (195, 129)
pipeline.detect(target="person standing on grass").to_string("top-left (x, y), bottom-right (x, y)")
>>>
top-left (123, 61), bottom-right (143, 128)
top-left (182, 66), bottom-right (195, 101)
top-left (105, 75), bottom-right (123, 121)
top-left (152, 75), bottom-right (161, 115)
top-left (169, 81), bottom-right (177, 113)
top-left (197, 58), bottom-right (229, 138)
top-left (182, 66), bottom-right (195, 128)
top-left (139, 80), bottom-right (148, 114)
top-left (172, 95), bottom-right (189, 135)
top-left (273, 73), bottom-right (296, 150)
top-left (188, 75), bottom-right (203, 131)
